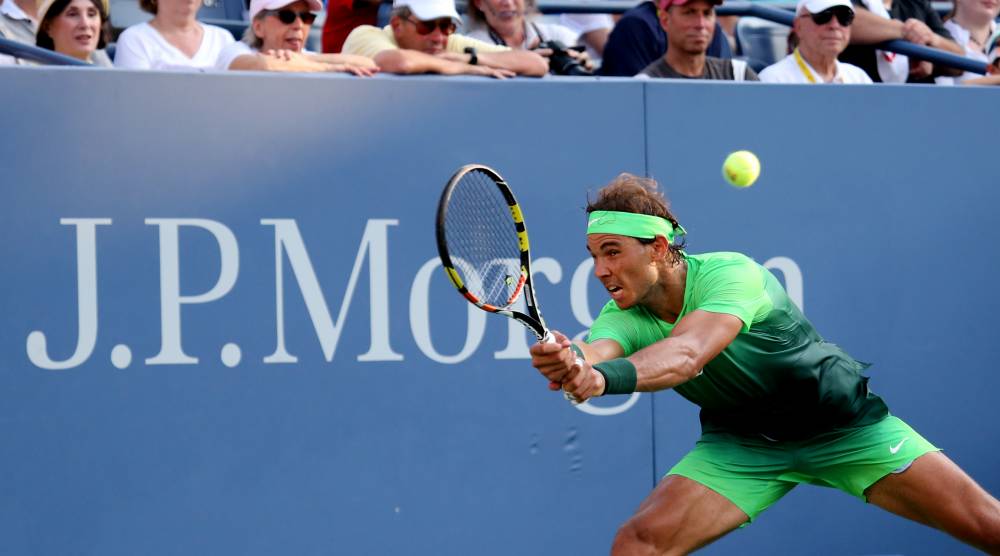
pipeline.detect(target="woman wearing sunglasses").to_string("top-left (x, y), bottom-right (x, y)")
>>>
top-left (759, 0), bottom-right (871, 83)
top-left (34, 0), bottom-right (113, 65)
top-left (216, 0), bottom-right (377, 73)
top-left (114, 0), bottom-right (235, 70)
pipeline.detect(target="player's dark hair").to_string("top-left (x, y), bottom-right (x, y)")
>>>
top-left (36, 0), bottom-right (109, 51)
top-left (586, 173), bottom-right (686, 262)
top-left (139, 0), bottom-right (157, 14)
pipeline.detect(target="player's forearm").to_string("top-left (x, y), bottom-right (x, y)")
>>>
top-left (849, 9), bottom-right (905, 44)
top-left (477, 50), bottom-right (548, 76)
top-left (630, 338), bottom-right (702, 391)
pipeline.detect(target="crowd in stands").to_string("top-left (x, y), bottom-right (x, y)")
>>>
top-left (1, 0), bottom-right (998, 84)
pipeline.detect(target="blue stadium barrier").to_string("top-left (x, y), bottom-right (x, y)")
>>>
top-left (1, 68), bottom-right (997, 556)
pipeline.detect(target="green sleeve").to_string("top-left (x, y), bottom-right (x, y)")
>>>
top-left (586, 301), bottom-right (639, 355)
top-left (691, 257), bottom-right (771, 332)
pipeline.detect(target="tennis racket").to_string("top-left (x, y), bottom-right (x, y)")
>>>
top-left (435, 164), bottom-right (580, 404)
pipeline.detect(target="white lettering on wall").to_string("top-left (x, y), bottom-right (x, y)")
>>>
top-left (410, 258), bottom-right (486, 363)
top-left (145, 219), bottom-right (239, 365)
top-left (26, 218), bottom-right (111, 370)
top-left (261, 219), bottom-right (403, 364)
top-left (763, 256), bottom-right (804, 311)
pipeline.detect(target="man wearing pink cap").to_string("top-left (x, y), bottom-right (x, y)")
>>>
top-left (216, 0), bottom-right (378, 73)
top-left (759, 0), bottom-right (872, 83)
top-left (636, 0), bottom-right (757, 80)
top-left (341, 0), bottom-right (547, 77)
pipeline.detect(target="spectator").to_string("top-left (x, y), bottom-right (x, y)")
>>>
top-left (321, 0), bottom-right (378, 53)
top-left (839, 0), bottom-right (964, 83)
top-left (114, 0), bottom-right (234, 70)
top-left (935, 0), bottom-right (999, 84)
top-left (1, 0), bottom-right (23, 64)
top-left (35, 0), bottom-right (111, 65)
top-left (759, 0), bottom-right (871, 83)
top-left (962, 28), bottom-right (1000, 84)
top-left (0, 0), bottom-right (35, 46)
top-left (637, 0), bottom-right (757, 80)
top-left (342, 0), bottom-right (547, 77)
top-left (463, 0), bottom-right (594, 74)
top-left (598, 0), bottom-right (731, 76)
top-left (216, 0), bottom-right (377, 73)
top-left (560, 12), bottom-right (614, 59)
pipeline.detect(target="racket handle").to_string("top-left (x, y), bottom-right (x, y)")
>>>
top-left (539, 332), bottom-right (584, 404)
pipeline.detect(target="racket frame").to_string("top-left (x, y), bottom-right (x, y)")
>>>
top-left (435, 164), bottom-right (550, 342)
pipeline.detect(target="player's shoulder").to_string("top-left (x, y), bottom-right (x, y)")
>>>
top-left (688, 251), bottom-right (764, 283)
top-left (688, 251), bottom-right (758, 268)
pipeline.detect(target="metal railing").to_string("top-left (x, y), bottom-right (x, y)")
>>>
top-left (0, 36), bottom-right (89, 66)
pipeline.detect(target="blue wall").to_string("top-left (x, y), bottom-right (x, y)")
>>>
top-left (1, 67), bottom-right (997, 555)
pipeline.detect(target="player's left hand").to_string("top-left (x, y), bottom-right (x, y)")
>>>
top-left (561, 360), bottom-right (605, 403)
top-left (529, 330), bottom-right (579, 386)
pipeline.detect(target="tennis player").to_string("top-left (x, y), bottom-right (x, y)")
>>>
top-left (530, 173), bottom-right (1000, 554)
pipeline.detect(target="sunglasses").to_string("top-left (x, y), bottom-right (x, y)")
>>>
top-left (406, 17), bottom-right (457, 35)
top-left (807, 7), bottom-right (854, 26)
top-left (265, 9), bottom-right (317, 25)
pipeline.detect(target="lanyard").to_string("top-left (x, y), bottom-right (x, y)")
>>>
top-left (793, 48), bottom-right (818, 83)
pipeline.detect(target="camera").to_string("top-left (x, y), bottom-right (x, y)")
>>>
top-left (537, 40), bottom-right (593, 76)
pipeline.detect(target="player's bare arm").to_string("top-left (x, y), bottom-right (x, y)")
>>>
top-left (629, 309), bottom-right (742, 391)
top-left (558, 310), bottom-right (742, 402)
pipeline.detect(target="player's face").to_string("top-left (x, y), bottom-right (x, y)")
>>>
top-left (253, 0), bottom-right (314, 52)
top-left (587, 234), bottom-right (662, 309)
top-left (46, 0), bottom-right (101, 61)
top-left (660, 0), bottom-right (716, 55)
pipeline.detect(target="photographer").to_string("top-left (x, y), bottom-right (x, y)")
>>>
top-left (463, 0), bottom-right (595, 75)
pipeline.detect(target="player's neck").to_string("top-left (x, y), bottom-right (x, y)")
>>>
top-left (648, 258), bottom-right (687, 324)
top-left (665, 49), bottom-right (706, 78)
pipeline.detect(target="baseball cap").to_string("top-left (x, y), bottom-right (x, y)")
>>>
top-left (249, 0), bottom-right (323, 21)
top-left (393, 0), bottom-right (461, 22)
top-left (796, 0), bottom-right (854, 14)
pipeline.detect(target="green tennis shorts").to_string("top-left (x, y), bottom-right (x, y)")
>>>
top-left (667, 415), bottom-right (939, 523)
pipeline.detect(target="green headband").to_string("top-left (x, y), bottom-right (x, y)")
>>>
top-left (587, 210), bottom-right (684, 242)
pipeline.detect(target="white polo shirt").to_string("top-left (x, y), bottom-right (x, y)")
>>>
top-left (759, 51), bottom-right (872, 84)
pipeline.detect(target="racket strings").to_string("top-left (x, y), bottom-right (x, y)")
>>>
top-left (443, 170), bottom-right (524, 309)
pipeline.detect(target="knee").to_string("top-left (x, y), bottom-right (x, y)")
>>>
top-left (965, 497), bottom-right (1000, 552)
top-left (610, 516), bottom-right (680, 556)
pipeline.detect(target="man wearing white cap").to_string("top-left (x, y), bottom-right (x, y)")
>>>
top-left (636, 0), bottom-right (757, 80)
top-left (216, 0), bottom-right (378, 73)
top-left (759, 0), bottom-right (872, 83)
top-left (341, 0), bottom-right (547, 77)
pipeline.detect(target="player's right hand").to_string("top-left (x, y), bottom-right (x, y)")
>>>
top-left (529, 330), bottom-right (580, 387)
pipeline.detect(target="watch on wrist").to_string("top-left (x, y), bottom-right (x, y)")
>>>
top-left (464, 46), bottom-right (478, 65)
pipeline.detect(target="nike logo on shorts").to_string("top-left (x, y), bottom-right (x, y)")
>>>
top-left (889, 438), bottom-right (910, 454)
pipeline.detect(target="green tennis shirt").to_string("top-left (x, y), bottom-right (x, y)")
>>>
top-left (588, 252), bottom-right (888, 440)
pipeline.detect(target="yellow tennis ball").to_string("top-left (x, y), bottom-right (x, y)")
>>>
top-left (722, 150), bottom-right (760, 188)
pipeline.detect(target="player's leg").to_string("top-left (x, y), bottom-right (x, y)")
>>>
top-left (610, 474), bottom-right (749, 555)
top-left (611, 433), bottom-right (796, 555)
top-left (865, 451), bottom-right (1000, 554)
